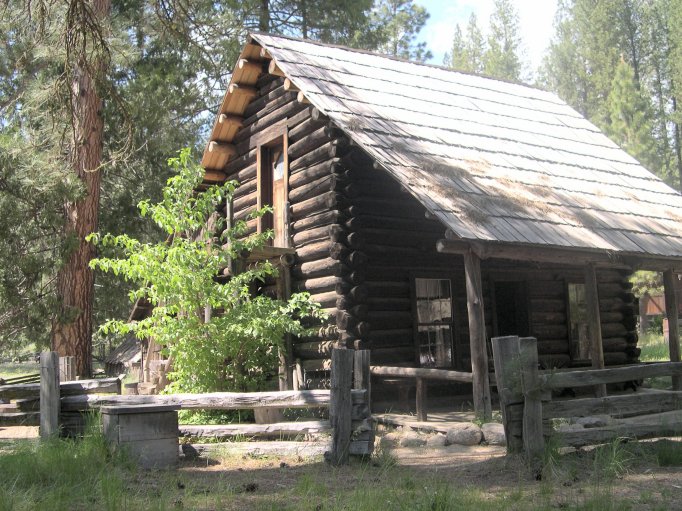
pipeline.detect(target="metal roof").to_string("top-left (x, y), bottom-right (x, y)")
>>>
top-left (249, 33), bottom-right (682, 260)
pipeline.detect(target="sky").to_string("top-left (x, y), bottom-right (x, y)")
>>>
top-left (417, 0), bottom-right (559, 76)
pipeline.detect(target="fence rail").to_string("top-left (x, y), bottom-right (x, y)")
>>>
top-left (369, 365), bottom-right (473, 421)
top-left (492, 335), bottom-right (682, 468)
top-left (3, 349), bottom-right (374, 465)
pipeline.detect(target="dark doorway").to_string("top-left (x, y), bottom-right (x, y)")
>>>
top-left (493, 281), bottom-right (530, 337)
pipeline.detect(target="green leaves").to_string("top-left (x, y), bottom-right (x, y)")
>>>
top-left (90, 149), bottom-right (323, 393)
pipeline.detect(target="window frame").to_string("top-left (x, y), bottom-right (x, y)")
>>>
top-left (410, 272), bottom-right (461, 369)
top-left (256, 128), bottom-right (289, 247)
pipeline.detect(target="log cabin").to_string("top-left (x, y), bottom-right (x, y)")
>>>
top-left (198, 33), bottom-right (682, 418)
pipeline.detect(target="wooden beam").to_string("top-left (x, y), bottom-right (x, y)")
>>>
top-left (259, 47), bottom-right (270, 59)
top-left (237, 58), bottom-right (262, 76)
top-left (585, 263), bottom-right (606, 397)
top-left (538, 361), bottom-right (682, 389)
top-left (228, 83), bottom-right (258, 100)
top-left (283, 78), bottom-right (299, 92)
top-left (208, 141), bottom-right (236, 161)
top-left (218, 114), bottom-right (243, 129)
top-left (664, 269), bottom-right (682, 390)
top-left (330, 349), bottom-right (354, 465)
top-left (463, 250), bottom-right (492, 420)
top-left (268, 60), bottom-right (286, 77)
top-left (203, 169), bottom-right (227, 182)
top-left (297, 91), bottom-right (310, 104)
top-left (415, 377), bottom-right (427, 422)
top-left (437, 238), bottom-right (630, 268)
top-left (369, 365), bottom-right (473, 382)
top-left (40, 352), bottom-right (59, 439)
top-left (519, 337), bottom-right (544, 468)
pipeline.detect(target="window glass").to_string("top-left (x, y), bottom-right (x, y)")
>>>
top-left (568, 283), bottom-right (590, 360)
top-left (415, 278), bottom-right (453, 368)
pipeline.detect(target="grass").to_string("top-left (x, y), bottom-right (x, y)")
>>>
top-left (1, 423), bottom-right (682, 510)
top-left (638, 332), bottom-right (673, 389)
top-left (0, 362), bottom-right (39, 380)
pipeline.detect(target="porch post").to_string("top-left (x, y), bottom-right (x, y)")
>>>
top-left (584, 263), bottom-right (606, 397)
top-left (663, 269), bottom-right (681, 390)
top-left (463, 249), bottom-right (492, 420)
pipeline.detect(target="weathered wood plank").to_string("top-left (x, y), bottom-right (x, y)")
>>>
top-left (370, 365), bottom-right (473, 383)
top-left (0, 377), bottom-right (121, 401)
top-left (330, 349), bottom-right (354, 465)
top-left (664, 269), bottom-right (681, 390)
top-left (61, 389), bottom-right (367, 412)
top-left (464, 250), bottom-right (492, 420)
top-left (491, 335), bottom-right (523, 453)
top-left (40, 352), bottom-right (59, 439)
top-left (542, 390), bottom-right (682, 420)
top-left (520, 337), bottom-right (544, 466)
top-left (180, 420), bottom-right (333, 439)
top-left (556, 410), bottom-right (682, 447)
top-left (0, 412), bottom-right (39, 426)
top-left (539, 362), bottom-right (682, 389)
top-left (585, 264), bottom-right (607, 397)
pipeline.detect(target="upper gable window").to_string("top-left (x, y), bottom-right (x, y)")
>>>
top-left (257, 135), bottom-right (289, 247)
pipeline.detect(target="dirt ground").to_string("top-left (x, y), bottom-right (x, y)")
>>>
top-left (3, 425), bottom-right (682, 510)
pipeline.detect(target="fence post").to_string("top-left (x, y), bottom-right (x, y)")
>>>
top-left (415, 378), bottom-right (427, 422)
top-left (59, 356), bottom-right (75, 382)
top-left (519, 337), bottom-right (544, 468)
top-left (40, 351), bottom-right (60, 439)
top-left (491, 335), bottom-right (522, 453)
top-left (330, 348), bottom-right (354, 465)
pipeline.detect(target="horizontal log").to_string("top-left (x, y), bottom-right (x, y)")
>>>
top-left (62, 389), bottom-right (367, 412)
top-left (530, 299), bottom-right (565, 313)
top-left (295, 276), bottom-right (350, 294)
top-left (236, 99), bottom-right (306, 143)
top-left (182, 437), bottom-right (371, 459)
top-left (366, 297), bottom-right (412, 311)
top-left (291, 192), bottom-right (346, 219)
top-left (0, 412), bottom-right (39, 426)
top-left (289, 175), bottom-right (353, 204)
top-left (225, 147), bottom-right (257, 175)
top-left (365, 281), bottom-right (411, 298)
top-left (370, 365), bottom-right (473, 383)
top-left (232, 177), bottom-right (256, 199)
top-left (0, 377), bottom-right (121, 400)
top-left (293, 340), bottom-right (339, 358)
top-left (308, 290), bottom-right (341, 309)
top-left (537, 340), bottom-right (569, 355)
top-left (539, 362), bottom-right (682, 389)
top-left (367, 311), bottom-right (413, 330)
top-left (242, 84), bottom-right (288, 119)
top-left (289, 160), bottom-right (343, 190)
top-left (180, 420), bottom-right (333, 439)
top-left (556, 410), bottom-right (682, 448)
top-left (288, 116), bottom-right (328, 143)
top-left (225, 162), bottom-right (257, 184)
top-left (345, 215), bottom-right (444, 234)
top-left (288, 126), bottom-right (341, 160)
top-left (532, 311), bottom-right (567, 324)
top-left (290, 139), bottom-right (349, 172)
top-left (538, 354), bottom-right (571, 369)
top-left (291, 210), bottom-right (346, 233)
top-left (542, 390), bottom-right (682, 420)
top-left (232, 191), bottom-right (257, 212)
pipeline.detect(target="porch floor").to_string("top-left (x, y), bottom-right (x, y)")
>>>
top-left (373, 395), bottom-right (496, 433)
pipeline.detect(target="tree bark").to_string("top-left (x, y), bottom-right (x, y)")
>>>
top-left (51, 0), bottom-right (110, 378)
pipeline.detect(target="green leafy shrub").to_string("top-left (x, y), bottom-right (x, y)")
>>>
top-left (89, 148), bottom-right (323, 393)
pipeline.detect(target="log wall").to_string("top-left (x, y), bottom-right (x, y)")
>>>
top-left (218, 73), bottom-right (639, 389)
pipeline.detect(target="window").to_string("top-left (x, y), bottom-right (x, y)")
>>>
top-left (414, 278), bottom-right (454, 368)
top-left (257, 137), bottom-right (289, 247)
top-left (567, 282), bottom-right (590, 360)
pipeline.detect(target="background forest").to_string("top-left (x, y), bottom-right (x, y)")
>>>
top-left (0, 0), bottom-right (680, 372)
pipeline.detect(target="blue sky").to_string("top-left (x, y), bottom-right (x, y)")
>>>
top-left (416, 0), bottom-right (558, 76)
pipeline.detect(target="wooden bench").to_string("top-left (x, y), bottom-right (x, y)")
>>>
top-left (102, 404), bottom-right (180, 469)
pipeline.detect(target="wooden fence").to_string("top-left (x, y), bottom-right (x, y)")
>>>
top-left (369, 365), bottom-right (473, 421)
top-left (492, 335), bottom-right (682, 465)
top-left (1, 349), bottom-right (373, 465)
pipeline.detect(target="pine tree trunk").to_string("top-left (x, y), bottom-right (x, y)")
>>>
top-left (51, 0), bottom-right (110, 378)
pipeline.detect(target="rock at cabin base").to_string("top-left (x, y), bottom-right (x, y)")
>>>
top-left (379, 432), bottom-right (401, 448)
top-left (399, 432), bottom-right (427, 447)
top-left (481, 423), bottom-right (506, 446)
top-left (426, 434), bottom-right (447, 448)
top-left (445, 423), bottom-right (482, 446)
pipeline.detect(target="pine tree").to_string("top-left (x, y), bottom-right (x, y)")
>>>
top-left (607, 59), bottom-right (657, 170)
top-left (483, 0), bottom-right (524, 81)
top-left (445, 13), bottom-right (485, 74)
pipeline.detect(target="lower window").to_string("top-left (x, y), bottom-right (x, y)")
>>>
top-left (414, 278), bottom-right (454, 368)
